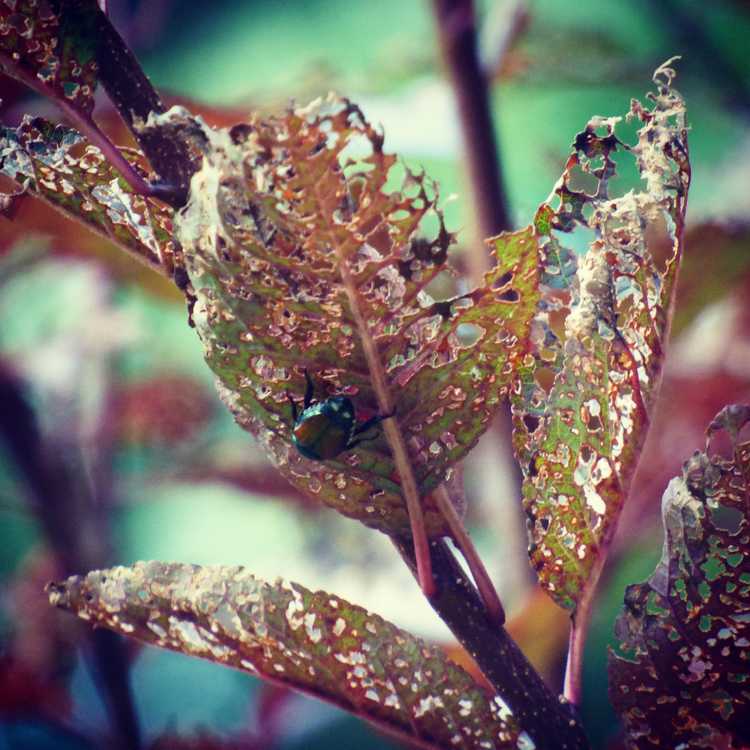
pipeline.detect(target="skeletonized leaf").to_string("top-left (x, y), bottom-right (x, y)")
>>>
top-left (48, 561), bottom-right (524, 750)
top-left (0, 117), bottom-right (178, 274)
top-left (172, 98), bottom-right (540, 537)
top-left (511, 60), bottom-right (691, 610)
top-left (608, 405), bottom-right (750, 749)
top-left (0, 1), bottom-right (98, 116)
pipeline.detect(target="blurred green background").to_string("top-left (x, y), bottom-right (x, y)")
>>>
top-left (1, 1), bottom-right (749, 748)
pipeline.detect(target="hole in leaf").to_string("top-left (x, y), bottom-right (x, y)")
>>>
top-left (567, 165), bottom-right (599, 196)
top-left (644, 211), bottom-right (674, 272)
top-left (710, 503), bottom-right (744, 535)
top-left (493, 270), bottom-right (513, 289)
top-left (498, 289), bottom-right (520, 303)
top-left (457, 323), bottom-right (484, 345)
top-left (606, 148), bottom-right (642, 199)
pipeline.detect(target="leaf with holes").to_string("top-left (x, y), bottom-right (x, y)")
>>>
top-left (172, 97), bottom-right (540, 538)
top-left (608, 404), bottom-right (750, 749)
top-left (0, 117), bottom-right (179, 274)
top-left (0, 1), bottom-right (98, 117)
top-left (510, 60), bottom-right (691, 610)
top-left (48, 561), bottom-right (525, 750)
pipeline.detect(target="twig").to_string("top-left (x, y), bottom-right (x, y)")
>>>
top-left (77, 0), bottom-right (195, 206)
top-left (432, 484), bottom-right (505, 624)
top-left (393, 536), bottom-right (589, 750)
top-left (431, 0), bottom-right (512, 278)
top-left (563, 552), bottom-right (604, 706)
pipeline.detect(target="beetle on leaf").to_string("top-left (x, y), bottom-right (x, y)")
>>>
top-left (288, 371), bottom-right (394, 461)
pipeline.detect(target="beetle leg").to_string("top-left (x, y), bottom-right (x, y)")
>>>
top-left (287, 391), bottom-right (298, 423)
top-left (348, 410), bottom-right (396, 448)
top-left (303, 369), bottom-right (315, 409)
top-left (351, 409), bottom-right (395, 438)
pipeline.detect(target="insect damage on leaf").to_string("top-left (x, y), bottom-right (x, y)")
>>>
top-left (0, 117), bottom-right (179, 275)
top-left (511, 60), bottom-right (691, 611)
top-left (608, 405), bottom-right (750, 750)
top-left (0, 1), bottom-right (98, 117)
top-left (168, 97), bottom-right (539, 538)
top-left (48, 561), bottom-right (525, 750)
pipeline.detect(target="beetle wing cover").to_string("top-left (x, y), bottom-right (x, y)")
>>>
top-left (293, 411), bottom-right (350, 462)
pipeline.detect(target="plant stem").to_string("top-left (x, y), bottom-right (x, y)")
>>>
top-left (563, 552), bottom-right (604, 706)
top-left (431, 0), bottom-right (512, 277)
top-left (62, 0), bottom-right (196, 207)
top-left (433, 484), bottom-right (505, 624)
top-left (394, 536), bottom-right (589, 750)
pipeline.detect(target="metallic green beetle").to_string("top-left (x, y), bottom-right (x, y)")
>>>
top-left (288, 371), bottom-right (392, 461)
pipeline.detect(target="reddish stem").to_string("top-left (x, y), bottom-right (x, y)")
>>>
top-left (433, 484), bottom-right (505, 624)
top-left (563, 552), bottom-right (603, 706)
top-left (431, 0), bottom-right (512, 277)
top-left (0, 50), bottom-right (153, 196)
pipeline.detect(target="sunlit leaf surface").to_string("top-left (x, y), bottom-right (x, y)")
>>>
top-left (0, 117), bottom-right (178, 273)
top-left (174, 97), bottom-right (540, 536)
top-left (608, 404), bottom-right (750, 749)
top-left (48, 561), bottom-right (524, 750)
top-left (510, 61), bottom-right (691, 610)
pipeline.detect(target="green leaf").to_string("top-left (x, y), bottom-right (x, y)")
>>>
top-left (0, 1), bottom-right (98, 117)
top-left (511, 60), bottom-right (691, 610)
top-left (608, 404), bottom-right (750, 749)
top-left (0, 117), bottom-right (178, 273)
top-left (48, 561), bottom-right (524, 750)
top-left (173, 97), bottom-right (540, 537)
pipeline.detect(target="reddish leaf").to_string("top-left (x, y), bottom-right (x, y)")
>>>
top-left (0, 116), bottom-right (179, 274)
top-left (608, 404), bottom-right (750, 749)
top-left (49, 561), bottom-right (525, 750)
top-left (0, 1), bottom-right (98, 118)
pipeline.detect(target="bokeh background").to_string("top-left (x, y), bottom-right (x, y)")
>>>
top-left (1, 1), bottom-right (749, 748)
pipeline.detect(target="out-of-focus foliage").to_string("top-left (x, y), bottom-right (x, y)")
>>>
top-left (609, 405), bottom-right (750, 749)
